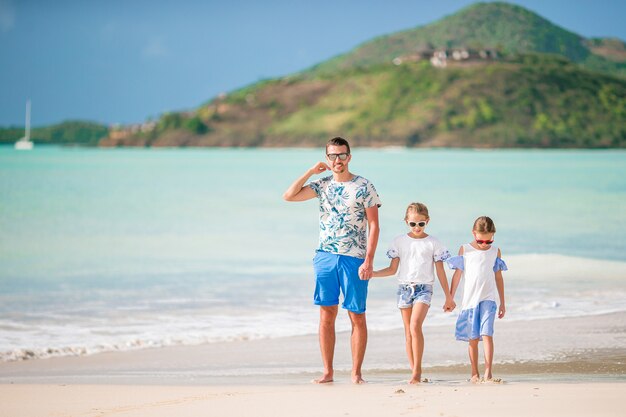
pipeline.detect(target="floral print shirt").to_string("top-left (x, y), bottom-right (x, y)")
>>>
top-left (308, 175), bottom-right (381, 259)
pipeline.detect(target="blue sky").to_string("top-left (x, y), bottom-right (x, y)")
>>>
top-left (1, 0), bottom-right (625, 127)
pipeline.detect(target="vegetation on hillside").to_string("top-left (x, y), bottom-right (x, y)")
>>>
top-left (283, 55), bottom-right (625, 147)
top-left (0, 121), bottom-right (109, 146)
top-left (103, 53), bottom-right (626, 148)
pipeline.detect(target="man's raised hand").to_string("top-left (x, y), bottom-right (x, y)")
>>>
top-left (309, 161), bottom-right (330, 176)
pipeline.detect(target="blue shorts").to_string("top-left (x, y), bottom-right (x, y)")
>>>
top-left (455, 300), bottom-right (497, 341)
top-left (313, 251), bottom-right (368, 314)
top-left (397, 284), bottom-right (433, 308)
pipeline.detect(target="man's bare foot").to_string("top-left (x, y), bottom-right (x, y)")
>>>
top-left (352, 375), bottom-right (366, 384)
top-left (408, 375), bottom-right (421, 384)
top-left (312, 373), bottom-right (334, 384)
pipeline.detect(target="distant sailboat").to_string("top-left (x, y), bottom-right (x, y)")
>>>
top-left (15, 100), bottom-right (34, 150)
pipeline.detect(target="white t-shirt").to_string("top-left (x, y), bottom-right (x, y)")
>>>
top-left (459, 244), bottom-right (499, 310)
top-left (386, 234), bottom-right (450, 285)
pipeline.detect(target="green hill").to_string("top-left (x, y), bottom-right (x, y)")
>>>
top-left (309, 2), bottom-right (626, 78)
top-left (103, 52), bottom-right (625, 148)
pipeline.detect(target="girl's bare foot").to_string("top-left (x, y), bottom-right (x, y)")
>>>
top-left (408, 374), bottom-right (421, 384)
top-left (482, 377), bottom-right (503, 384)
top-left (470, 374), bottom-right (480, 383)
top-left (312, 373), bottom-right (334, 384)
top-left (352, 374), bottom-right (366, 384)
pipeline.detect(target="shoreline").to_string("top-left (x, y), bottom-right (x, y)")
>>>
top-left (1, 311), bottom-right (624, 386)
top-left (0, 287), bottom-right (624, 417)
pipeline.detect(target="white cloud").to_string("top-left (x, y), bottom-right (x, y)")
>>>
top-left (0, 0), bottom-right (16, 33)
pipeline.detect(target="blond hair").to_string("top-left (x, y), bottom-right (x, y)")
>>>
top-left (473, 216), bottom-right (496, 233)
top-left (404, 202), bottom-right (429, 220)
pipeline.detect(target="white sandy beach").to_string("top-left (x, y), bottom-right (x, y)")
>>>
top-left (1, 382), bottom-right (624, 417)
top-left (0, 312), bottom-right (624, 416)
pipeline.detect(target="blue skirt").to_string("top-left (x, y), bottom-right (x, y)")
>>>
top-left (455, 300), bottom-right (497, 341)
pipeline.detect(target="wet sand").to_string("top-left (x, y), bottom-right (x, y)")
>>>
top-left (1, 311), bottom-right (624, 385)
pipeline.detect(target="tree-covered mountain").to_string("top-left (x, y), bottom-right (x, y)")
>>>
top-left (101, 52), bottom-right (625, 148)
top-left (309, 2), bottom-right (626, 78)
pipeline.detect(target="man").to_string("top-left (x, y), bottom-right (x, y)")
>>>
top-left (283, 137), bottom-right (381, 384)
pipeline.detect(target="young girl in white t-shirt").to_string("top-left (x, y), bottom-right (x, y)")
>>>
top-left (447, 216), bottom-right (507, 382)
top-left (371, 202), bottom-right (456, 384)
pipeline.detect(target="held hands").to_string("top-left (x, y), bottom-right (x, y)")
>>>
top-left (309, 161), bottom-right (330, 176)
top-left (358, 262), bottom-right (373, 281)
top-left (443, 297), bottom-right (456, 312)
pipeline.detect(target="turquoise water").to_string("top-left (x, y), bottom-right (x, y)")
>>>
top-left (1, 146), bottom-right (625, 361)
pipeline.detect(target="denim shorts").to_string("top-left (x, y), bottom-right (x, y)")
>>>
top-left (313, 250), bottom-right (368, 314)
top-left (397, 283), bottom-right (433, 308)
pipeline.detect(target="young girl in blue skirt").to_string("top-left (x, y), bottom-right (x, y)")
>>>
top-left (448, 216), bottom-right (507, 382)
